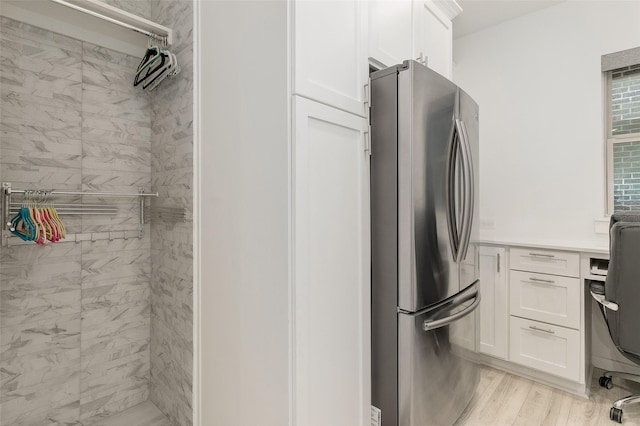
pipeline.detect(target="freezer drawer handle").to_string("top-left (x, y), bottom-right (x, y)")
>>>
top-left (529, 325), bottom-right (555, 334)
top-left (422, 292), bottom-right (480, 332)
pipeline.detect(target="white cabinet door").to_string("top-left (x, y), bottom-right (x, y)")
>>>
top-left (412, 0), bottom-right (453, 79)
top-left (510, 270), bottom-right (581, 329)
top-left (509, 316), bottom-right (581, 382)
top-left (478, 246), bottom-right (508, 359)
top-left (293, 0), bottom-right (368, 117)
top-left (293, 96), bottom-right (370, 426)
top-left (368, 0), bottom-right (412, 69)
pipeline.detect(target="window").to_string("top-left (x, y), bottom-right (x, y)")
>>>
top-left (605, 50), bottom-right (640, 214)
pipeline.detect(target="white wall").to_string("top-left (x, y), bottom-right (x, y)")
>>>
top-left (199, 1), bottom-right (290, 425)
top-left (453, 1), bottom-right (640, 241)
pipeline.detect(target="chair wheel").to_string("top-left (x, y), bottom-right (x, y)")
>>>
top-left (610, 407), bottom-right (623, 423)
top-left (600, 376), bottom-right (614, 389)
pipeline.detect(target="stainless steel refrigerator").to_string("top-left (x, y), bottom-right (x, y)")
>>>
top-left (370, 60), bottom-right (480, 426)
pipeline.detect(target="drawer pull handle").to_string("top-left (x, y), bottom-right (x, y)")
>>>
top-left (529, 252), bottom-right (555, 258)
top-left (529, 325), bottom-right (555, 334)
top-left (529, 277), bottom-right (555, 284)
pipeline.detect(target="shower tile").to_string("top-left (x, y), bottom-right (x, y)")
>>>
top-left (2, 33), bottom-right (82, 64)
top-left (1, 163), bottom-right (81, 186)
top-left (82, 170), bottom-right (151, 191)
top-left (80, 386), bottom-right (148, 425)
top-left (82, 61), bottom-right (137, 96)
top-left (95, 0), bottom-right (152, 20)
top-left (81, 274), bottom-right (149, 291)
top-left (0, 41), bottom-right (82, 82)
top-left (80, 351), bottom-right (148, 393)
top-left (0, 64), bottom-right (82, 102)
top-left (151, 0), bottom-right (192, 53)
top-left (1, 115), bottom-right (82, 140)
top-left (81, 300), bottom-right (149, 330)
top-left (83, 89), bottom-right (150, 123)
top-left (81, 311), bottom-right (149, 343)
top-left (81, 250), bottom-right (150, 282)
top-left (82, 140), bottom-right (151, 173)
top-left (80, 127), bottom-right (149, 146)
top-left (2, 107), bottom-right (81, 145)
top-left (82, 287), bottom-right (150, 309)
top-left (149, 367), bottom-right (190, 426)
top-left (0, 371), bottom-right (80, 425)
top-left (0, 17), bottom-right (82, 53)
top-left (1, 287), bottom-right (81, 315)
top-left (0, 295), bottom-right (81, 328)
top-left (1, 357), bottom-right (79, 392)
top-left (0, 239), bottom-right (80, 262)
top-left (82, 113), bottom-right (150, 140)
top-left (82, 42), bottom-right (141, 70)
top-left (1, 90), bottom-right (81, 117)
top-left (1, 15), bottom-right (155, 425)
top-left (1, 334), bottom-right (79, 367)
top-left (0, 253), bottom-right (81, 293)
top-left (80, 341), bottom-right (148, 373)
top-left (82, 279), bottom-right (148, 302)
top-left (151, 133), bottom-right (192, 172)
top-left (2, 131), bottom-right (82, 160)
top-left (81, 324), bottom-right (148, 357)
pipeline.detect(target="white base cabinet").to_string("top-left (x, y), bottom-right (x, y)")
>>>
top-left (293, 96), bottom-right (370, 426)
top-left (510, 270), bottom-right (580, 329)
top-left (478, 246), bottom-right (508, 359)
top-left (478, 244), bottom-right (588, 395)
top-left (509, 316), bottom-right (580, 382)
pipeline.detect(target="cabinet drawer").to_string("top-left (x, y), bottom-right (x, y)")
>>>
top-left (509, 316), bottom-right (580, 382)
top-left (510, 271), bottom-right (580, 329)
top-left (510, 248), bottom-right (580, 277)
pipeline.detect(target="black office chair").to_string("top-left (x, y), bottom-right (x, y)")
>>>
top-left (591, 213), bottom-right (640, 423)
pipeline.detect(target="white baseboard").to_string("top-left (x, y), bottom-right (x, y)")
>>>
top-left (477, 354), bottom-right (589, 398)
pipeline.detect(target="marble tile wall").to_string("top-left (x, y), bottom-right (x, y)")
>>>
top-left (149, 1), bottom-right (193, 425)
top-left (0, 14), bottom-right (153, 425)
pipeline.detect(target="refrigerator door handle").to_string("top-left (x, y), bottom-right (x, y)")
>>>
top-left (445, 120), bottom-right (461, 261)
top-left (456, 118), bottom-right (474, 262)
top-left (422, 280), bottom-right (480, 331)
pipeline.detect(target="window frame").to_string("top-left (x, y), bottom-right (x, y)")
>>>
top-left (605, 68), bottom-right (640, 215)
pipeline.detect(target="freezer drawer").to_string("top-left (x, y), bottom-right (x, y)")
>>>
top-left (510, 270), bottom-right (581, 329)
top-left (509, 316), bottom-right (580, 381)
top-left (398, 284), bottom-right (479, 426)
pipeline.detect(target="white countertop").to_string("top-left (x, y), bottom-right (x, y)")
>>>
top-left (478, 235), bottom-right (609, 255)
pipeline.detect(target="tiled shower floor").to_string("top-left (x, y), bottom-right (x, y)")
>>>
top-left (90, 401), bottom-right (172, 426)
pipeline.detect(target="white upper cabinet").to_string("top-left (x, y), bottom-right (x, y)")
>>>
top-left (412, 0), bottom-right (460, 79)
top-left (368, 0), bottom-right (413, 69)
top-left (293, 0), bottom-right (368, 117)
top-left (367, 0), bottom-right (460, 79)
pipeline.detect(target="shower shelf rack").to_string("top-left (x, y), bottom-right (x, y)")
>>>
top-left (1, 182), bottom-right (159, 247)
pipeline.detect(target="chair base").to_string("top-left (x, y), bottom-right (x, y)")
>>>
top-left (600, 371), bottom-right (640, 423)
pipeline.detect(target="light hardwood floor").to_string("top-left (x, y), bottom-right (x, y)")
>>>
top-left (456, 366), bottom-right (640, 426)
top-left (89, 401), bottom-right (172, 426)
